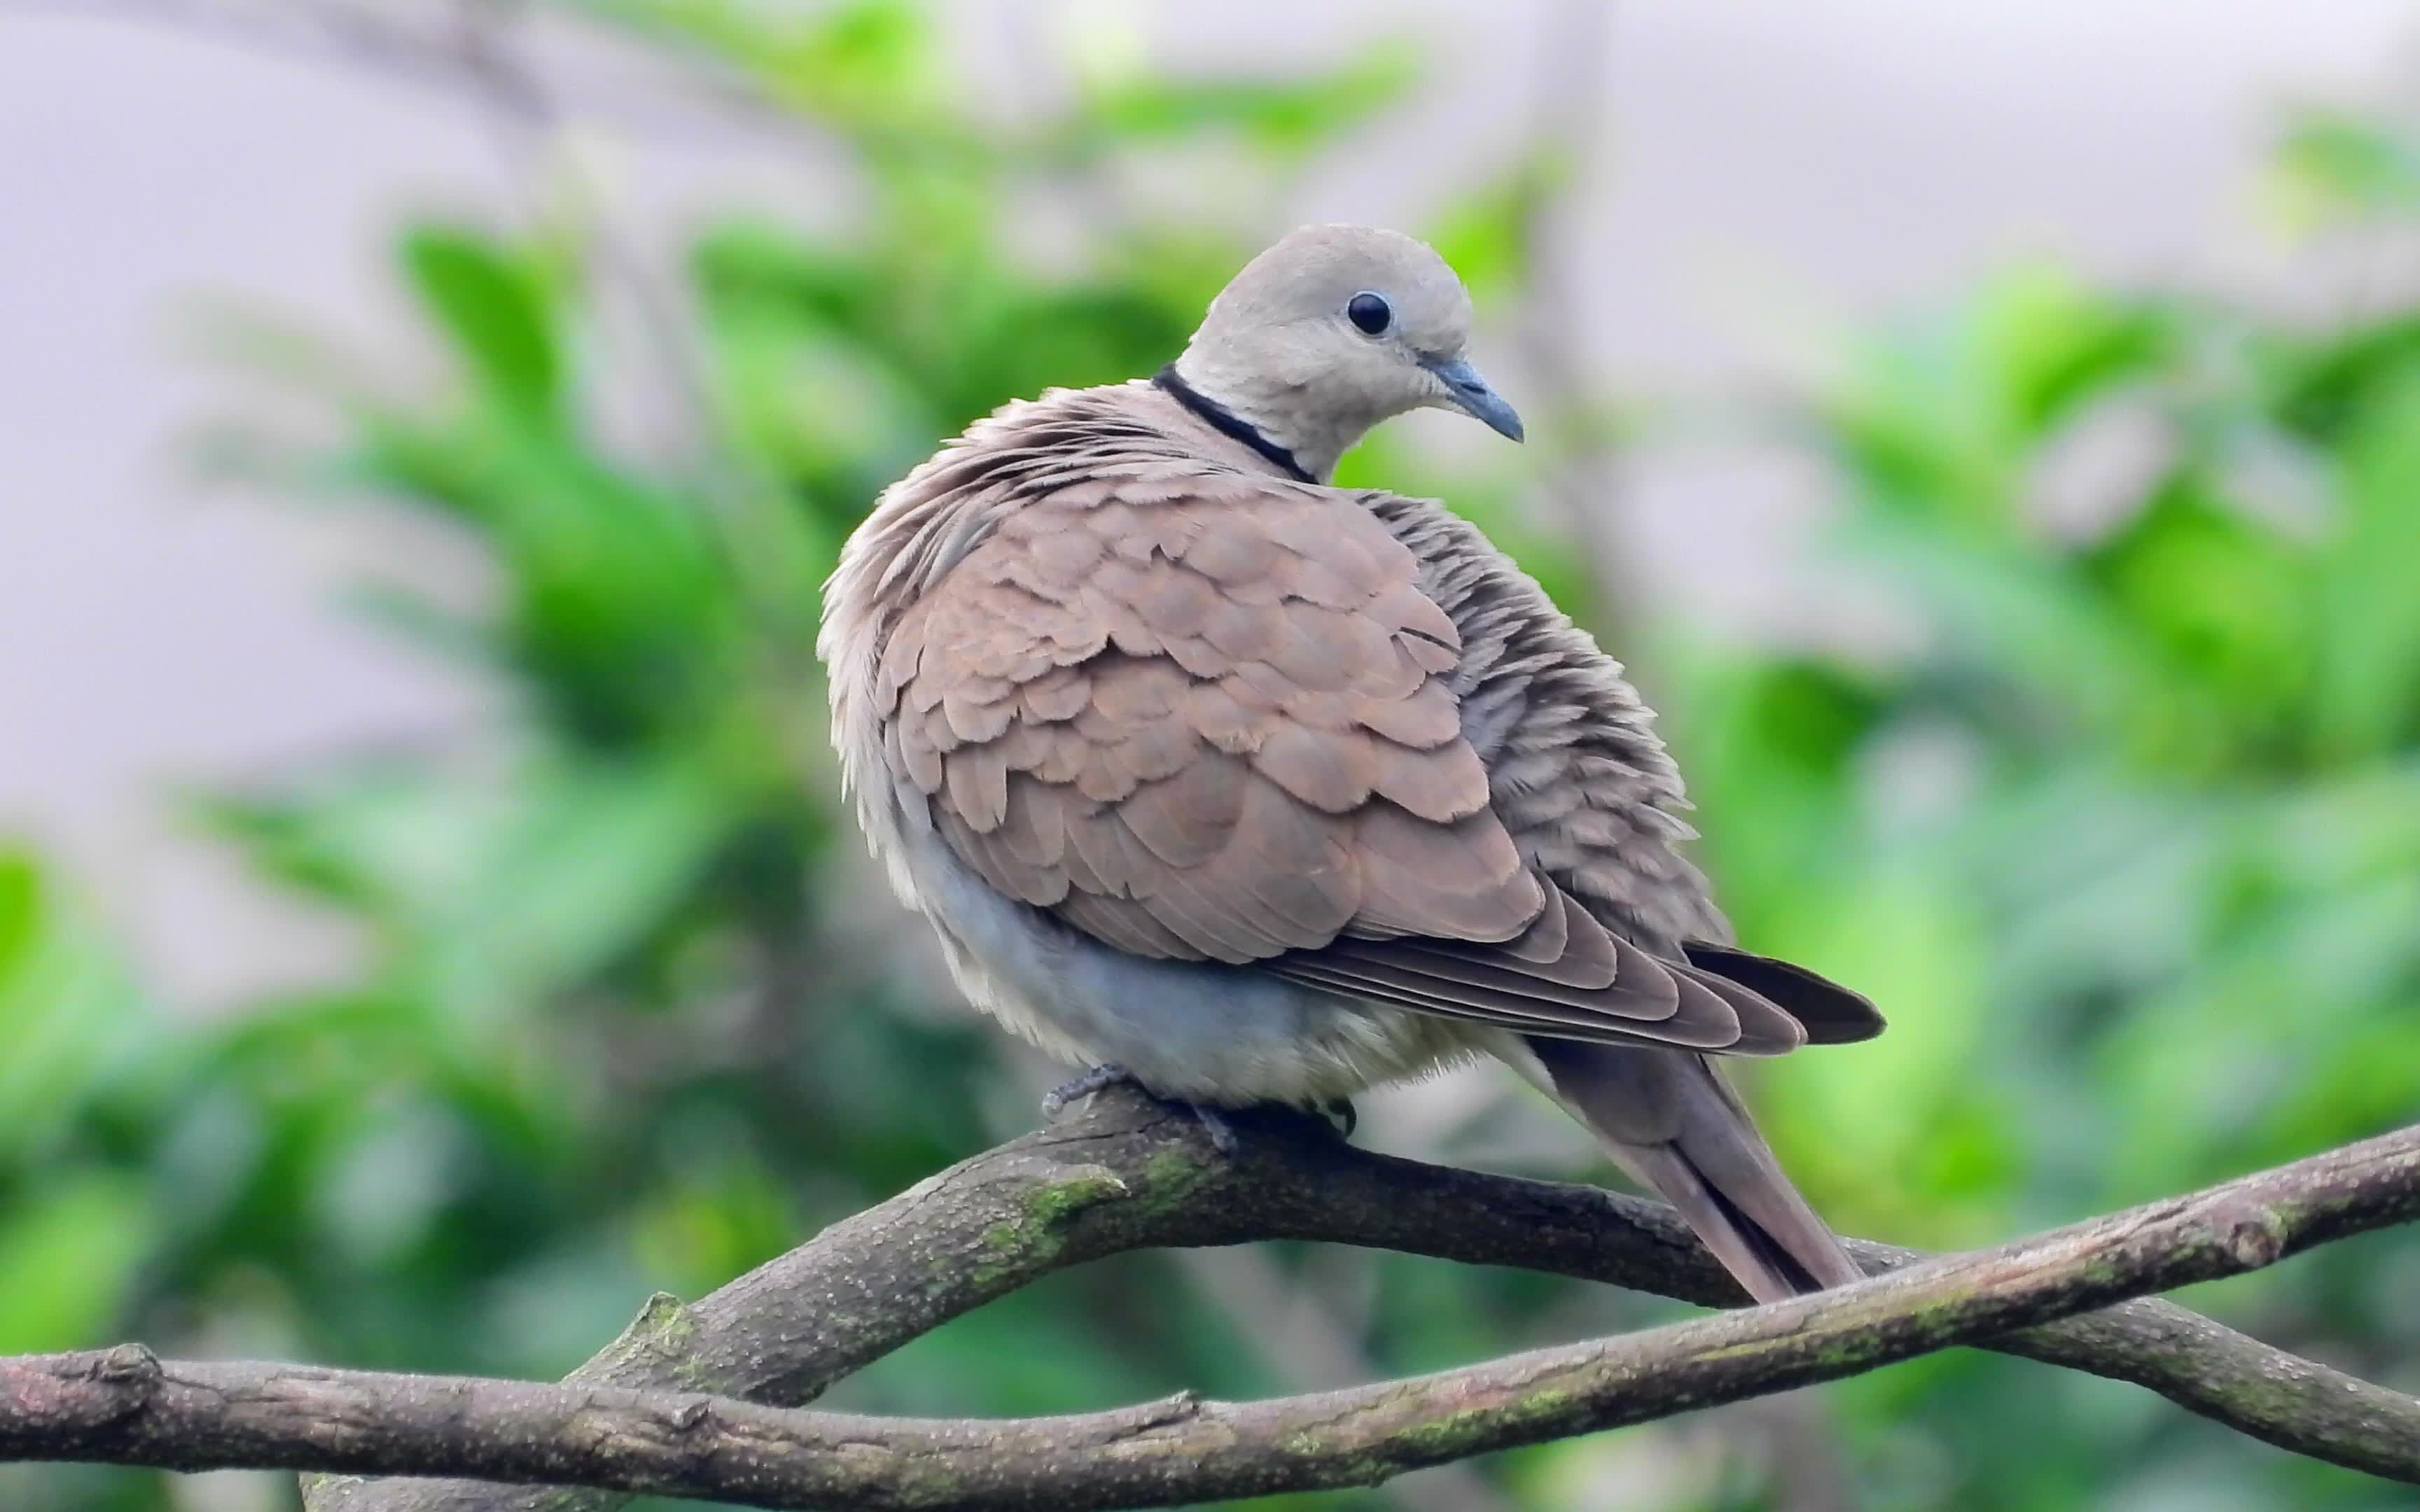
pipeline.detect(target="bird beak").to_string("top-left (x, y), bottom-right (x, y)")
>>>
top-left (1420, 355), bottom-right (1525, 443)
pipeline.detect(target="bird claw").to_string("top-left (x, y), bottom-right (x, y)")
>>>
top-left (1323, 1098), bottom-right (1358, 1139)
top-left (1187, 1102), bottom-right (1241, 1158)
top-left (1040, 1064), bottom-right (1239, 1157)
top-left (1041, 1063), bottom-right (1135, 1123)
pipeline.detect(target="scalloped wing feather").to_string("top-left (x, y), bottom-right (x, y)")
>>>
top-left (855, 389), bottom-right (1858, 1057)
top-left (880, 468), bottom-right (1541, 968)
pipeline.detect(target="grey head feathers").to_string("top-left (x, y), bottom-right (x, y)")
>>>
top-left (1174, 224), bottom-right (1523, 480)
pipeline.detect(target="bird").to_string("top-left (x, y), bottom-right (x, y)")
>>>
top-left (819, 223), bottom-right (1885, 1303)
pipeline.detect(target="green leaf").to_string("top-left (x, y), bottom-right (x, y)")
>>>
top-left (1753, 864), bottom-right (2006, 1245)
top-left (1069, 41), bottom-right (1418, 158)
top-left (1975, 267), bottom-right (2173, 433)
top-left (2307, 368), bottom-right (2420, 757)
top-left (400, 227), bottom-right (561, 420)
top-left (420, 757), bottom-right (735, 1013)
top-left (0, 852), bottom-right (151, 1158)
top-left (1424, 164), bottom-right (1552, 302)
top-left (1835, 512), bottom-right (2176, 743)
top-left (2269, 111), bottom-right (2420, 227)
top-left (0, 1173), bottom-right (151, 1353)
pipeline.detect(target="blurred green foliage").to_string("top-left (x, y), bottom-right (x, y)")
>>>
top-left (1675, 253), bottom-right (2420, 1508)
top-left (6, 4), bottom-right (2420, 1511)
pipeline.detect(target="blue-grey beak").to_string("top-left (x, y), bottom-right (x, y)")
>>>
top-left (1421, 355), bottom-right (1524, 443)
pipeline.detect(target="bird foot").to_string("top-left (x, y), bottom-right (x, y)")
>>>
top-left (1187, 1102), bottom-right (1242, 1158)
top-left (1323, 1098), bottom-right (1358, 1139)
top-left (1041, 1063), bottom-right (1137, 1122)
top-left (1040, 1064), bottom-right (1240, 1157)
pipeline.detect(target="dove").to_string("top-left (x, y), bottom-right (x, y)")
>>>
top-left (820, 224), bottom-right (1884, 1303)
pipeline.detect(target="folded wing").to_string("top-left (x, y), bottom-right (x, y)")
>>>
top-left (877, 465), bottom-right (1855, 1056)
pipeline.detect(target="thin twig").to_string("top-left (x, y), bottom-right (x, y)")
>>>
top-left (1515, 0), bottom-right (1632, 631)
top-left (7, 0), bottom-right (804, 144)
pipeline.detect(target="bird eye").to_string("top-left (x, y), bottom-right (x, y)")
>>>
top-left (1346, 292), bottom-right (1392, 337)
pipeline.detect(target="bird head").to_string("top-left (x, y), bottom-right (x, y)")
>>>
top-left (1173, 225), bottom-right (1523, 479)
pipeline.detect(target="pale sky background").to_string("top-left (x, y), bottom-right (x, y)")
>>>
top-left (4, 0), bottom-right (2418, 1005)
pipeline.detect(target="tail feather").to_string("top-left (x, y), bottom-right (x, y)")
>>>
top-left (1680, 941), bottom-right (1886, 1045)
top-left (1524, 1036), bottom-right (1863, 1304)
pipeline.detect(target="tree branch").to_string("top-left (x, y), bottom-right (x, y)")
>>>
top-left (277, 1093), bottom-right (2420, 1509)
top-left (0, 1096), bottom-right (2402, 1510)
top-left (4, 1111), bottom-right (2417, 1509)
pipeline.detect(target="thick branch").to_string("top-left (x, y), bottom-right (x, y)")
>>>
top-left (7, 1118), bottom-right (2420, 1509)
top-left (281, 1096), bottom-right (2420, 1511)
top-left (292, 1094), bottom-right (2420, 1511)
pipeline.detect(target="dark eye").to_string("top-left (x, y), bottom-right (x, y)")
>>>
top-left (1347, 291), bottom-right (1392, 336)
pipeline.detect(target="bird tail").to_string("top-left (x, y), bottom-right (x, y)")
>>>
top-left (1523, 1037), bottom-right (1863, 1303)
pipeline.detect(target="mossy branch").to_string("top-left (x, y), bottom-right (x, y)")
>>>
top-left (0, 1094), bottom-right (2414, 1511)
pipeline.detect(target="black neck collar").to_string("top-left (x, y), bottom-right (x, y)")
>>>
top-left (1152, 364), bottom-right (1315, 484)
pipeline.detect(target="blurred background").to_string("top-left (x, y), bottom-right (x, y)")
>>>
top-left (8, 2), bottom-right (2420, 1508)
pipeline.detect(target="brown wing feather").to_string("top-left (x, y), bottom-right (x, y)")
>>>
top-left (1260, 909), bottom-right (1818, 1056)
top-left (1267, 876), bottom-right (1807, 1055)
top-left (881, 475), bottom-right (1541, 966)
top-left (881, 462), bottom-right (1844, 1058)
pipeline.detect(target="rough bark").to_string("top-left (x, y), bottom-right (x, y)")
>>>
top-left (0, 1095), bottom-right (2406, 1508)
